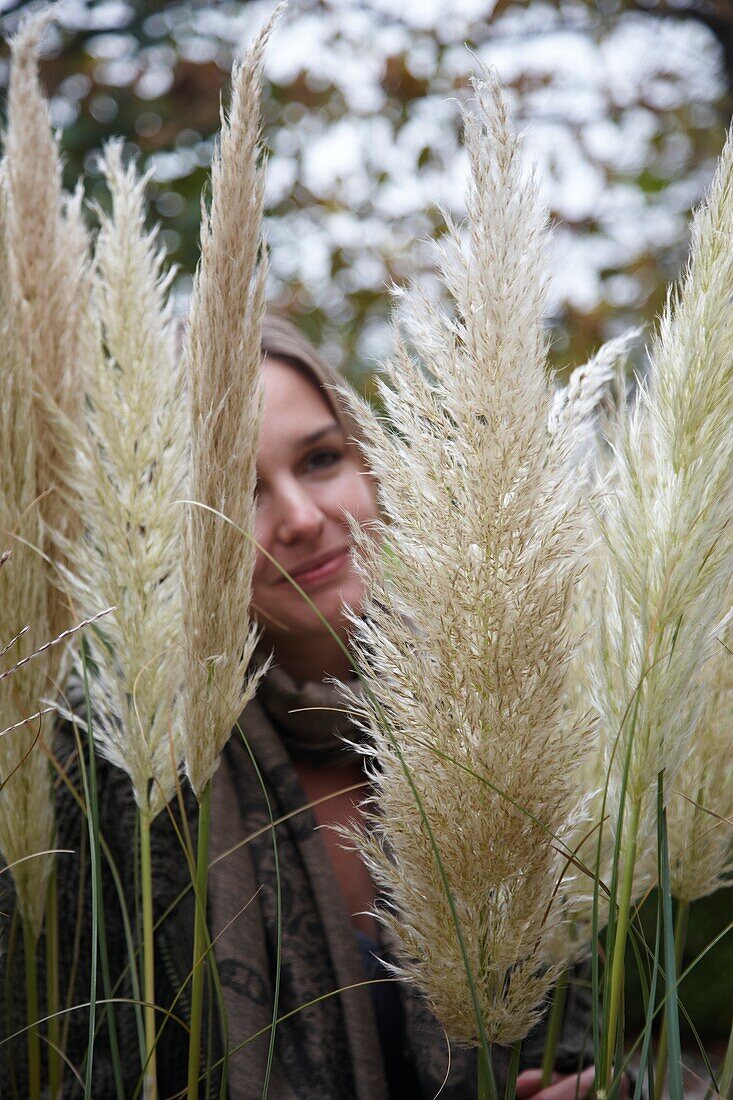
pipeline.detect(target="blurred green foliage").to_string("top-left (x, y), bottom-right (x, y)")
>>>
top-left (625, 889), bottom-right (733, 1045)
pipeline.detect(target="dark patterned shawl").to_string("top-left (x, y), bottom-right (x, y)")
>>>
top-left (0, 665), bottom-right (593, 1098)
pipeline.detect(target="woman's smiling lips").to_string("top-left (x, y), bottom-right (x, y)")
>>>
top-left (279, 547), bottom-right (351, 589)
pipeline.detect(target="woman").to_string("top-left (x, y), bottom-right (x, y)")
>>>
top-left (0, 319), bottom-right (602, 1099)
top-left (205, 316), bottom-right (600, 1099)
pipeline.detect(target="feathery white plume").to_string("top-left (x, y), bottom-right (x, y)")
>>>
top-left (60, 143), bottom-right (187, 818)
top-left (586, 129), bottom-right (733, 823)
top-left (343, 72), bottom-right (590, 1046)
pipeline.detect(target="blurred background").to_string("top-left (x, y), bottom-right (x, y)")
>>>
top-left (1, 0), bottom-right (731, 1058)
top-left (1, 0), bottom-right (732, 382)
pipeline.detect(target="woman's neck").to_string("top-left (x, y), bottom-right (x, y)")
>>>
top-left (266, 633), bottom-right (356, 685)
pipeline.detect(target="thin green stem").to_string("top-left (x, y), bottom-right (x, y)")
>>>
top-left (654, 898), bottom-right (689, 1100)
top-left (541, 971), bottom-right (568, 1087)
top-left (139, 811), bottom-right (158, 1100)
top-left (719, 1011), bottom-right (733, 1100)
top-left (72, 677), bottom-right (125, 1099)
top-left (478, 1043), bottom-right (499, 1100)
top-left (78, 642), bottom-right (99, 1099)
top-left (504, 1044), bottom-right (522, 1100)
top-left (187, 782), bottom-right (212, 1100)
top-left (602, 795), bottom-right (641, 1094)
top-left (596, 673), bottom-right (646, 1084)
top-left (657, 775), bottom-right (683, 1100)
top-left (23, 917), bottom-right (41, 1100)
top-left (45, 865), bottom-right (61, 1098)
top-left (93, 863), bottom-right (125, 1100)
top-left (633, 881), bottom-right (663, 1100)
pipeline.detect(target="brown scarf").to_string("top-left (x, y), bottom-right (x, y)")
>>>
top-left (255, 664), bottom-right (365, 767)
top-left (208, 666), bottom-right (390, 1099)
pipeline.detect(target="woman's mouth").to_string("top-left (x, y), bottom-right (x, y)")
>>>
top-left (284, 548), bottom-right (351, 589)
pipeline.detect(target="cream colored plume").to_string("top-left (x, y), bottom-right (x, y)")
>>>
top-left (342, 73), bottom-right (590, 1046)
top-left (60, 143), bottom-right (187, 818)
top-left (667, 617), bottom-right (732, 902)
top-left (181, 11), bottom-right (280, 799)
top-left (4, 12), bottom-right (91, 642)
top-left (0, 12), bottom-right (90, 941)
top-left (0, 177), bottom-right (55, 942)
top-left (585, 128), bottom-right (733, 828)
top-left (557, 361), bottom-right (660, 937)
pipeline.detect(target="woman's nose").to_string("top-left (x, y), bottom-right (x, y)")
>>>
top-left (275, 483), bottom-right (325, 545)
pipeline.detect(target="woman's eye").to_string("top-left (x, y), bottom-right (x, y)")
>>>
top-left (305, 448), bottom-right (342, 473)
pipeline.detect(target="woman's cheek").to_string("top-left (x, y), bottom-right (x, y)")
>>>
top-left (338, 468), bottom-right (379, 528)
top-left (252, 513), bottom-right (271, 584)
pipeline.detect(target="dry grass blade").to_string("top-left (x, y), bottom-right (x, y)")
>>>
top-left (0, 607), bottom-right (115, 686)
top-left (181, 8), bottom-right (283, 799)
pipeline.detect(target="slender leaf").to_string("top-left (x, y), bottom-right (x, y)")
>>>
top-left (658, 773), bottom-right (684, 1100)
top-left (77, 640), bottom-right (100, 1099)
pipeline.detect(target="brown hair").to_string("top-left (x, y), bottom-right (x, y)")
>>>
top-left (260, 315), bottom-right (365, 450)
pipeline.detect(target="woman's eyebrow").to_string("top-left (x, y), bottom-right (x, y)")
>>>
top-left (298, 422), bottom-right (341, 446)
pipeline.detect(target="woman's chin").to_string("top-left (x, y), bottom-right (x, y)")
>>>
top-left (291, 576), bottom-right (362, 636)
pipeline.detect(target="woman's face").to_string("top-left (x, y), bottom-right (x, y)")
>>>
top-left (252, 357), bottom-right (378, 675)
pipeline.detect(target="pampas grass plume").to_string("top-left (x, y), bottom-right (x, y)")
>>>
top-left (0, 167), bottom-right (55, 942)
top-left (61, 142), bottom-right (187, 818)
top-left (343, 72), bottom-right (590, 1046)
top-left (586, 128), bottom-right (733, 822)
top-left (181, 9), bottom-right (281, 799)
top-left (4, 13), bottom-right (91, 640)
top-left (0, 11), bottom-right (90, 940)
top-left (562, 132), bottom-right (733, 1092)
